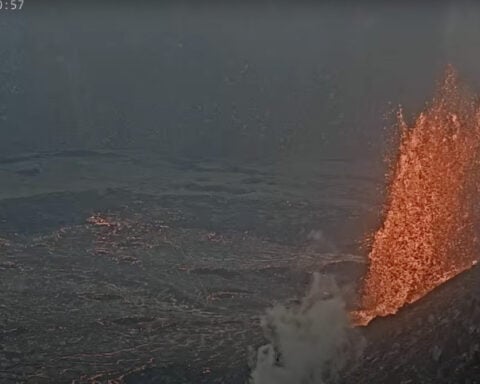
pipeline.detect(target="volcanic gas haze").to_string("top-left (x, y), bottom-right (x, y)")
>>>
top-left (353, 67), bottom-right (480, 326)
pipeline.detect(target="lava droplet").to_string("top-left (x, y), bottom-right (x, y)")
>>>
top-left (352, 67), bottom-right (480, 326)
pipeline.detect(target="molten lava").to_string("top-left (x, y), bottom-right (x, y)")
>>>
top-left (352, 68), bottom-right (480, 326)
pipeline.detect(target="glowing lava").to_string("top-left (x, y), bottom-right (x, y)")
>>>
top-left (352, 67), bottom-right (480, 326)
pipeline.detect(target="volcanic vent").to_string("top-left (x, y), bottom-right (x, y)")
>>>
top-left (353, 67), bottom-right (480, 326)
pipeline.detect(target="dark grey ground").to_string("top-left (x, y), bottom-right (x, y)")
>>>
top-left (0, 150), bottom-right (373, 383)
top-left (346, 262), bottom-right (480, 384)
top-left (1, 151), bottom-right (480, 384)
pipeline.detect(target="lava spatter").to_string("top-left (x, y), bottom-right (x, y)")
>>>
top-left (353, 67), bottom-right (480, 326)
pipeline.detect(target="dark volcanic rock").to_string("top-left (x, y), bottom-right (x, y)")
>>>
top-left (344, 265), bottom-right (480, 384)
top-left (125, 266), bottom-right (480, 384)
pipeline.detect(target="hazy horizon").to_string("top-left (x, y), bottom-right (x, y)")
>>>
top-left (2, 2), bottom-right (480, 162)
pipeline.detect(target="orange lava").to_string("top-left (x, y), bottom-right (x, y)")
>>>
top-left (352, 67), bottom-right (480, 326)
top-left (86, 214), bottom-right (117, 228)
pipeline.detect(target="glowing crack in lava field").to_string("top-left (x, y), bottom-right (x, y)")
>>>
top-left (352, 67), bottom-right (480, 326)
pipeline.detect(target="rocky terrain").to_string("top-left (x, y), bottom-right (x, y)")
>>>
top-left (344, 263), bottom-right (480, 384)
top-left (0, 151), bottom-right (372, 383)
top-left (6, 150), bottom-right (477, 384)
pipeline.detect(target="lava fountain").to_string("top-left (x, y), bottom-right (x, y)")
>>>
top-left (352, 67), bottom-right (480, 326)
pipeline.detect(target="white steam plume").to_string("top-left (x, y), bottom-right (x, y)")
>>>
top-left (249, 273), bottom-right (364, 384)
